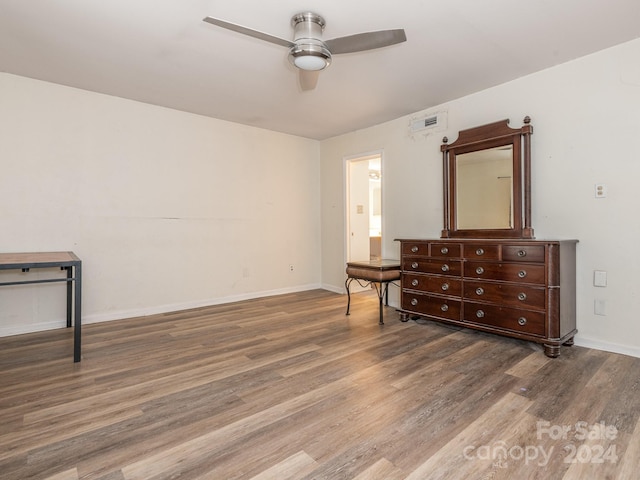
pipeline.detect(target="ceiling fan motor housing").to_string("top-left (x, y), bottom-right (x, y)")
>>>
top-left (289, 12), bottom-right (331, 70)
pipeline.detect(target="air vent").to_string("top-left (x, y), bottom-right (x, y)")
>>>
top-left (410, 115), bottom-right (438, 132)
top-left (408, 110), bottom-right (447, 139)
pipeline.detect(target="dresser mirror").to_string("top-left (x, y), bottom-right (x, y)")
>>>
top-left (441, 117), bottom-right (534, 239)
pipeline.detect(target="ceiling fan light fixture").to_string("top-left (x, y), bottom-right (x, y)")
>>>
top-left (293, 54), bottom-right (328, 71)
top-left (289, 43), bottom-right (331, 71)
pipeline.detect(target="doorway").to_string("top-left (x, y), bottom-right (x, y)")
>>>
top-left (346, 152), bottom-right (383, 265)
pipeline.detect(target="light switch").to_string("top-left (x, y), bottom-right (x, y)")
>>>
top-left (594, 270), bottom-right (607, 287)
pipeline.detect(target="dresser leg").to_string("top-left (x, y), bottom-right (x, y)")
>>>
top-left (563, 337), bottom-right (575, 346)
top-left (399, 312), bottom-right (410, 322)
top-left (543, 344), bottom-right (561, 358)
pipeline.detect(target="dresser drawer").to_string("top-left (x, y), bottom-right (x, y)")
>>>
top-left (403, 273), bottom-right (462, 296)
top-left (463, 280), bottom-right (545, 311)
top-left (464, 261), bottom-right (545, 285)
top-left (463, 244), bottom-right (500, 260)
top-left (402, 242), bottom-right (429, 256)
top-left (403, 257), bottom-right (462, 276)
top-left (430, 243), bottom-right (461, 258)
top-left (502, 245), bottom-right (545, 263)
top-left (463, 301), bottom-right (545, 336)
top-left (402, 292), bottom-right (461, 321)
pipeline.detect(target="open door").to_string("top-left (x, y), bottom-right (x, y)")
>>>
top-left (346, 153), bottom-right (382, 266)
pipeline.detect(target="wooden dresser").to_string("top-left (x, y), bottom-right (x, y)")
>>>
top-left (396, 239), bottom-right (577, 357)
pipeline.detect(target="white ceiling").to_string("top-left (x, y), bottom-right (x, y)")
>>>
top-left (2, 1), bottom-right (639, 140)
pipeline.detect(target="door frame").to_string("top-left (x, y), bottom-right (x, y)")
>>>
top-left (343, 150), bottom-right (384, 287)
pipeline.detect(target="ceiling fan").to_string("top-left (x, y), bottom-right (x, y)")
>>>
top-left (203, 12), bottom-right (406, 90)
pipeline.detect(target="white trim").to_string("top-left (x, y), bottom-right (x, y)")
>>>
top-left (0, 321), bottom-right (68, 337)
top-left (321, 283), bottom-right (344, 295)
top-left (574, 336), bottom-right (640, 359)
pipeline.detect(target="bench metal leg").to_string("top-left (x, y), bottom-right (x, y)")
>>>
top-left (378, 283), bottom-right (384, 325)
top-left (345, 276), bottom-right (396, 325)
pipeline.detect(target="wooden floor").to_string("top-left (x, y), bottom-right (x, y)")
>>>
top-left (1, 289), bottom-right (639, 480)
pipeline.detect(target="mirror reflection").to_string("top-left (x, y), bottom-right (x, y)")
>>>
top-left (455, 145), bottom-right (513, 230)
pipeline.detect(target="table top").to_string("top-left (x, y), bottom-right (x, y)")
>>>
top-left (0, 252), bottom-right (81, 269)
top-left (346, 259), bottom-right (400, 270)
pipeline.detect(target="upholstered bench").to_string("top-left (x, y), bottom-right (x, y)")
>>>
top-left (345, 259), bottom-right (401, 324)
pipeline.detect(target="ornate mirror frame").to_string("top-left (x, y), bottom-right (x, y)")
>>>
top-left (441, 116), bottom-right (534, 239)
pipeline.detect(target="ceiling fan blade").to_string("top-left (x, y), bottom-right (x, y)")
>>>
top-left (203, 16), bottom-right (294, 48)
top-left (299, 70), bottom-right (320, 91)
top-left (325, 29), bottom-right (406, 55)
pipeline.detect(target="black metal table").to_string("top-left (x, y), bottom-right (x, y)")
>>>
top-left (345, 259), bottom-right (401, 325)
top-left (0, 252), bottom-right (82, 362)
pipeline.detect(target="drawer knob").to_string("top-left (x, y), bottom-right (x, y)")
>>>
top-left (517, 250), bottom-right (527, 257)
top-left (411, 246), bottom-right (419, 253)
top-left (441, 264), bottom-right (450, 272)
top-left (517, 292), bottom-right (527, 301)
top-left (475, 287), bottom-right (484, 296)
top-left (518, 317), bottom-right (527, 326)
top-left (441, 304), bottom-right (449, 312)
top-left (411, 262), bottom-right (419, 269)
top-left (440, 247), bottom-right (449, 254)
top-left (518, 270), bottom-right (527, 278)
top-left (476, 248), bottom-right (485, 256)
top-left (441, 282), bottom-right (449, 291)
top-left (476, 266), bottom-right (485, 275)
top-left (411, 279), bottom-right (419, 287)
top-left (410, 298), bottom-right (418, 306)
top-left (476, 310), bottom-right (485, 318)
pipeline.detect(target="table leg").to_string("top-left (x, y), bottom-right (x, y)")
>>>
top-left (74, 262), bottom-right (82, 363)
top-left (66, 267), bottom-right (73, 328)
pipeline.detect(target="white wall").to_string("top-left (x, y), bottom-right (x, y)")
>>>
top-left (320, 38), bottom-right (640, 357)
top-left (3, 38), bottom-right (640, 357)
top-left (0, 73), bottom-right (321, 335)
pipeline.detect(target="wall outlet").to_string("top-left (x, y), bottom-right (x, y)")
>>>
top-left (289, 264), bottom-right (294, 272)
top-left (595, 183), bottom-right (608, 198)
